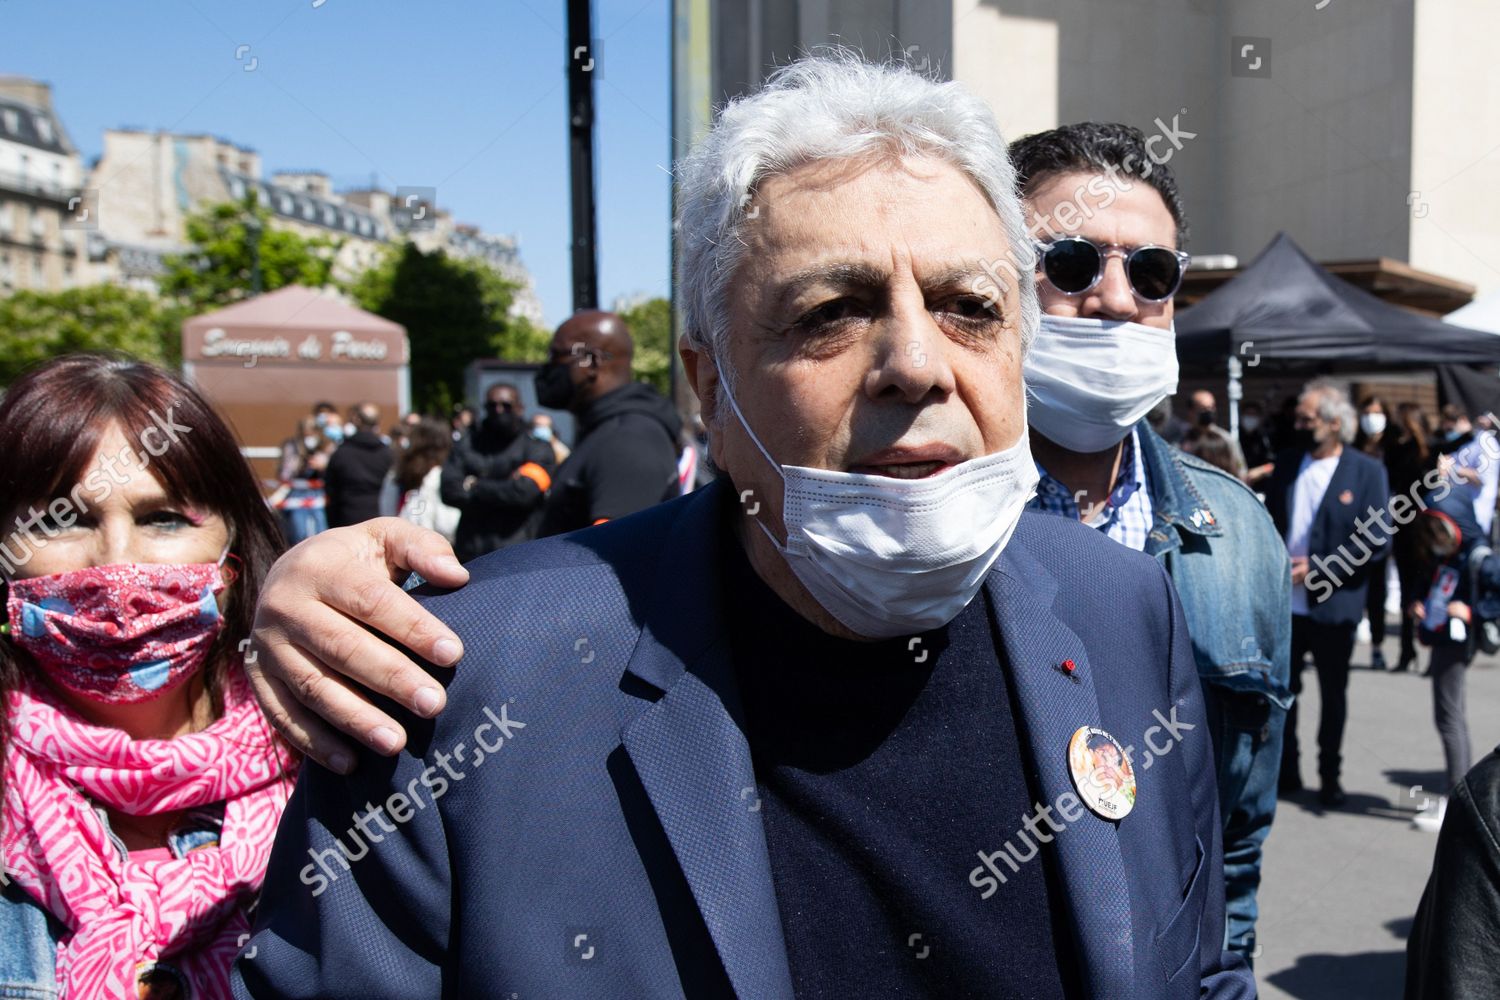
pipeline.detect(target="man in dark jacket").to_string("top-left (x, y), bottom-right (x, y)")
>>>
top-left (324, 402), bottom-right (392, 528)
top-left (439, 382), bottom-right (555, 562)
top-left (532, 310), bottom-right (682, 536)
top-left (1265, 380), bottom-right (1392, 806)
top-left (1406, 746), bottom-right (1500, 998)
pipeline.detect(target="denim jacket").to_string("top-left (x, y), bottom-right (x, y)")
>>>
top-left (0, 805), bottom-right (224, 998)
top-left (1136, 422), bottom-right (1294, 709)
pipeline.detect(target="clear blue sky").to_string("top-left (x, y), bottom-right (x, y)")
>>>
top-left (0, 0), bottom-right (672, 326)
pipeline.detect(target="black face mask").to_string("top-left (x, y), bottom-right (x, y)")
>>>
top-left (1293, 427), bottom-right (1318, 452)
top-left (1196, 409), bottom-right (1216, 427)
top-left (483, 408), bottom-right (524, 438)
top-left (535, 362), bottom-right (576, 410)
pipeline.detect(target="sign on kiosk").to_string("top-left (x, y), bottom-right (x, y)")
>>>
top-left (180, 285), bottom-right (411, 487)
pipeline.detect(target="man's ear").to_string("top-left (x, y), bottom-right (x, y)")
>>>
top-left (680, 334), bottom-right (718, 426)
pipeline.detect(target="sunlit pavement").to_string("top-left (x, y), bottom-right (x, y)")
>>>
top-left (1255, 633), bottom-right (1500, 999)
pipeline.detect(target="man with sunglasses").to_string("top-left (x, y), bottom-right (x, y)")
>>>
top-left (1008, 122), bottom-right (1292, 964)
top-left (440, 382), bottom-right (556, 561)
top-left (530, 309), bottom-right (683, 536)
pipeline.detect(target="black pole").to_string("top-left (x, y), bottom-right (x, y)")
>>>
top-left (567, 0), bottom-right (598, 312)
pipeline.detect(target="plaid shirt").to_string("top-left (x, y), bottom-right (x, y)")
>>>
top-left (1030, 428), bottom-right (1155, 552)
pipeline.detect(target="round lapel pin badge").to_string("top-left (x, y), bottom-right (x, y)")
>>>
top-left (1068, 726), bottom-right (1136, 820)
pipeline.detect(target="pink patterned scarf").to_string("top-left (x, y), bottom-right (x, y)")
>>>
top-left (2, 669), bottom-right (297, 998)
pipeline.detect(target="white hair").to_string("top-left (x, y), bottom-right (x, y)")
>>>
top-left (675, 48), bottom-right (1038, 391)
top-left (1303, 379), bottom-right (1358, 444)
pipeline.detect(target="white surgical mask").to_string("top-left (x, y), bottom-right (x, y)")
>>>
top-left (1360, 413), bottom-right (1387, 437)
top-left (719, 375), bottom-right (1039, 639)
top-left (1241, 415), bottom-right (1261, 432)
top-left (1024, 315), bottom-right (1179, 454)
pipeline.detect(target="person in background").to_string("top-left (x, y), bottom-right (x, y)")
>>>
top-left (1147, 396), bottom-right (1190, 445)
top-left (1406, 488), bottom-right (1493, 832)
top-left (1437, 404), bottom-right (1500, 539)
top-left (440, 383), bottom-right (555, 562)
top-left (529, 412), bottom-right (571, 466)
top-left (386, 411), bottom-right (423, 455)
top-left (313, 400), bottom-right (344, 446)
top-left (1009, 120), bottom-right (1290, 963)
top-left (1187, 389), bottom-right (1248, 477)
top-left (449, 404), bottom-right (475, 444)
top-left (1269, 395), bottom-right (1301, 455)
top-left (323, 402), bottom-right (392, 528)
top-left (1239, 400), bottom-right (1275, 486)
top-left (391, 417), bottom-right (460, 544)
top-left (0, 354), bottom-right (295, 998)
top-left (275, 415), bottom-right (332, 544)
top-left (1355, 395), bottom-right (1394, 670)
top-left (1182, 423), bottom-right (1247, 480)
top-left (1267, 380), bottom-right (1391, 807)
top-left (532, 310), bottom-right (683, 535)
top-left (1406, 746), bottom-right (1500, 999)
top-left (1388, 402), bottom-right (1438, 671)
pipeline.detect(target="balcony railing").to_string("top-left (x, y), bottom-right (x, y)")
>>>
top-left (0, 170), bottom-right (79, 204)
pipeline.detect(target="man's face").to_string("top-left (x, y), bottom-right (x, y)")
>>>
top-left (487, 385), bottom-right (521, 417)
top-left (547, 330), bottom-right (598, 394)
top-left (1191, 390), bottom-right (1216, 424)
top-left (1025, 170), bottom-right (1178, 330)
top-left (1294, 393), bottom-right (1338, 446)
top-left (686, 154), bottom-right (1025, 533)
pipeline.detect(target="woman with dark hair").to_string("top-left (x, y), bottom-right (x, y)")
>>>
top-left (1389, 402), bottom-right (1439, 671)
top-left (0, 354), bottom-right (296, 998)
top-left (275, 415), bottom-right (333, 544)
top-left (392, 415), bottom-right (460, 543)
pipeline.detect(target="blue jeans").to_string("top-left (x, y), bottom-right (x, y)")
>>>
top-left (280, 489), bottom-right (328, 544)
top-left (1203, 681), bottom-right (1285, 962)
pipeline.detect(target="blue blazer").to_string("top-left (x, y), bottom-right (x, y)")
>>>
top-left (234, 480), bottom-right (1253, 1000)
top-left (1265, 447), bottom-right (1392, 626)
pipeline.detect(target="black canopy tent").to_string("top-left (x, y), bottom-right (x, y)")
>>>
top-left (1174, 232), bottom-right (1500, 430)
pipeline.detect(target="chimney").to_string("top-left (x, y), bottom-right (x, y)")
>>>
top-left (0, 76), bottom-right (53, 112)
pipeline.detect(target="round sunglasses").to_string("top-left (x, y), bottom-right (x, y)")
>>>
top-left (1034, 237), bottom-right (1191, 303)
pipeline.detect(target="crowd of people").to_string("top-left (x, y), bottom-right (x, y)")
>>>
top-left (1161, 386), bottom-right (1499, 833)
top-left (268, 309), bottom-right (689, 565)
top-left (0, 51), bottom-right (1495, 1000)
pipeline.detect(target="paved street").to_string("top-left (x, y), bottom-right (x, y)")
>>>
top-left (1255, 631), bottom-right (1500, 999)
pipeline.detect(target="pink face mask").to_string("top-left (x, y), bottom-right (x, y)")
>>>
top-left (6, 561), bottom-right (227, 704)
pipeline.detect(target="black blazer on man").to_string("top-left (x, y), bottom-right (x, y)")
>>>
top-left (1265, 447), bottom-right (1391, 626)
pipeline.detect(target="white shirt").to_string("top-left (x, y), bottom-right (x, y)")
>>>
top-left (1286, 452), bottom-right (1341, 615)
top-left (1452, 431), bottom-right (1499, 535)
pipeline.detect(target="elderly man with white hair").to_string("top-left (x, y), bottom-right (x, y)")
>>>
top-left (1265, 379), bottom-right (1392, 807)
top-left (235, 54), bottom-right (1252, 999)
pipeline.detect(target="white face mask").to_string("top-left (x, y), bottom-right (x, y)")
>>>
top-left (1241, 415), bottom-right (1261, 432)
top-left (1360, 412), bottom-right (1387, 437)
top-left (718, 375), bottom-right (1039, 639)
top-left (1024, 315), bottom-right (1180, 454)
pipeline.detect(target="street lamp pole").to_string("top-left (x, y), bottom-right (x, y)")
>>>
top-left (567, 0), bottom-right (598, 313)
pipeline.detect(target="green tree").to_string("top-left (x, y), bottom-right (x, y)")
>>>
top-left (348, 242), bottom-right (549, 412)
top-left (0, 284), bottom-right (188, 385)
top-left (160, 196), bottom-right (338, 311)
top-left (618, 297), bottom-right (672, 397)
